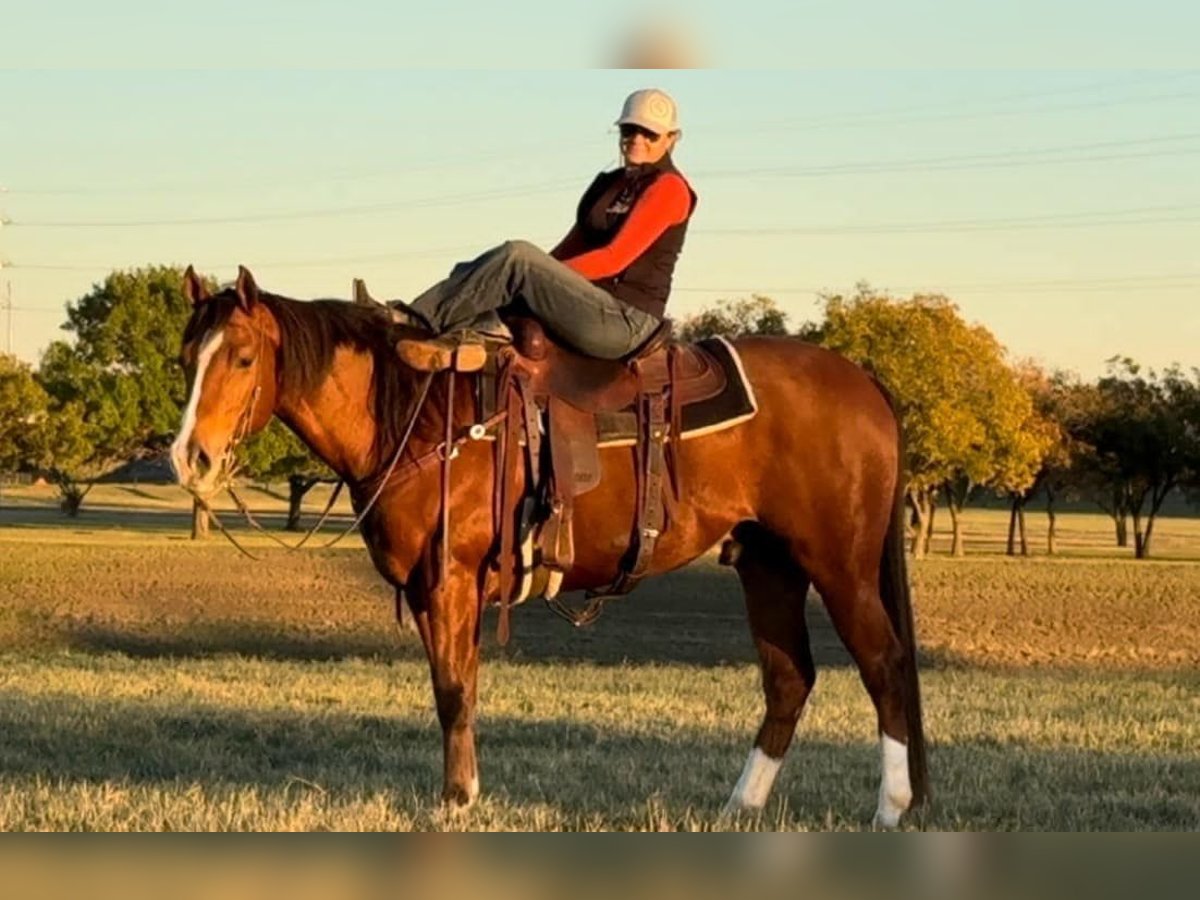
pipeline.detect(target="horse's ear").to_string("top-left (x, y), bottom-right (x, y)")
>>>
top-left (183, 265), bottom-right (209, 306)
top-left (235, 265), bottom-right (259, 312)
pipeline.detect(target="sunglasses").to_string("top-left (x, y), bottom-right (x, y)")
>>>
top-left (619, 123), bottom-right (664, 142)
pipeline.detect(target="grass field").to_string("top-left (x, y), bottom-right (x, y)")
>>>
top-left (0, 482), bottom-right (1197, 830)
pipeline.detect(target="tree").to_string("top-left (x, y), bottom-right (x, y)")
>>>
top-left (677, 295), bottom-right (789, 341)
top-left (817, 287), bottom-right (1052, 557)
top-left (1001, 363), bottom-right (1067, 556)
top-left (36, 266), bottom-right (214, 515)
top-left (0, 357), bottom-right (97, 514)
top-left (0, 354), bottom-right (50, 481)
top-left (1083, 359), bottom-right (1200, 559)
top-left (1022, 372), bottom-right (1101, 556)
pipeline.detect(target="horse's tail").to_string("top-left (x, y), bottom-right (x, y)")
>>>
top-left (875, 379), bottom-right (930, 808)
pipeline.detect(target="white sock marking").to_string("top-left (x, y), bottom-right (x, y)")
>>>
top-left (875, 734), bottom-right (912, 828)
top-left (170, 329), bottom-right (224, 483)
top-left (724, 748), bottom-right (782, 815)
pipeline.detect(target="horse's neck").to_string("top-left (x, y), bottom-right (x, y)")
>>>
top-left (273, 347), bottom-right (392, 483)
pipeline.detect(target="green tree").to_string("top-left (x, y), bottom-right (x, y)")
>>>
top-left (1022, 372), bottom-right (1102, 556)
top-left (677, 295), bottom-right (789, 341)
top-left (1083, 359), bottom-right (1200, 559)
top-left (37, 266), bottom-right (215, 514)
top-left (0, 357), bottom-right (98, 514)
top-left (0, 353), bottom-right (50, 481)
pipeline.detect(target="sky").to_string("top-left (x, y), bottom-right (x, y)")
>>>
top-left (2, 2), bottom-right (1199, 379)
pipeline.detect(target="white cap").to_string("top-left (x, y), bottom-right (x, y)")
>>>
top-left (615, 88), bottom-right (679, 135)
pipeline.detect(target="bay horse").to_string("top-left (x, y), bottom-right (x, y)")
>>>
top-left (170, 265), bottom-right (927, 827)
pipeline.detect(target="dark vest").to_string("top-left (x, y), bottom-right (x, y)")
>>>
top-left (574, 154), bottom-right (697, 320)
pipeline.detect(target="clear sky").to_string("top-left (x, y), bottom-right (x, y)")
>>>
top-left (2, 2), bottom-right (1199, 379)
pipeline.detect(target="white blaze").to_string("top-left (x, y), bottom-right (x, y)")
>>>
top-left (170, 329), bottom-right (224, 484)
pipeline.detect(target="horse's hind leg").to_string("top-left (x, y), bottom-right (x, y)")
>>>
top-left (721, 522), bottom-right (816, 818)
top-left (810, 564), bottom-right (913, 828)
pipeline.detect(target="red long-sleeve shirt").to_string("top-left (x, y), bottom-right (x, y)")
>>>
top-left (551, 173), bottom-right (692, 281)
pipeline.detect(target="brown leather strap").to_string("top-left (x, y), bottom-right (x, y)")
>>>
top-left (439, 371), bottom-right (456, 595)
top-left (519, 373), bottom-right (541, 490)
top-left (667, 344), bottom-right (683, 507)
top-left (626, 390), bottom-right (667, 583)
top-left (586, 385), bottom-right (669, 602)
top-left (495, 367), bottom-right (523, 646)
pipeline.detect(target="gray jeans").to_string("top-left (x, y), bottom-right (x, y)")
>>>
top-left (409, 240), bottom-right (661, 359)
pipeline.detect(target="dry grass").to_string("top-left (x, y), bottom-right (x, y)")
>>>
top-left (0, 483), bottom-right (1197, 830)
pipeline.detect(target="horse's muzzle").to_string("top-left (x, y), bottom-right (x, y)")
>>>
top-left (171, 438), bottom-right (224, 499)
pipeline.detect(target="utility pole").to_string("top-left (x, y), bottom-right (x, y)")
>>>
top-left (2, 279), bottom-right (10, 355)
top-left (0, 198), bottom-right (10, 354)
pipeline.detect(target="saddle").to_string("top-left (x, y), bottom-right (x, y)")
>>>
top-left (351, 276), bottom-right (756, 641)
top-left (485, 316), bottom-right (732, 638)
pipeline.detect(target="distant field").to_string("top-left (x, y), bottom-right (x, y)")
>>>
top-left (0, 482), bottom-right (1197, 830)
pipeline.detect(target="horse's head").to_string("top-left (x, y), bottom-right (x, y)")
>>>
top-left (170, 265), bottom-right (280, 498)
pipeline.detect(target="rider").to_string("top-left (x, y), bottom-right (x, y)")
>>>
top-left (395, 88), bottom-right (698, 371)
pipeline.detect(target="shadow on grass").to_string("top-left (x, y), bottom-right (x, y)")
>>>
top-left (0, 692), bottom-right (1194, 829)
top-left (0, 504), bottom-right (354, 535)
top-left (61, 623), bottom-right (430, 665)
top-left (56, 565), bottom-right (880, 669)
top-left (118, 486), bottom-right (164, 502)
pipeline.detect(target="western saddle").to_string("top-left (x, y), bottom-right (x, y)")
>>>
top-left (484, 315), bottom-right (729, 638)
top-left (353, 279), bottom-right (730, 641)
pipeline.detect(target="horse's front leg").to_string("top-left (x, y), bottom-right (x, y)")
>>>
top-left (411, 563), bottom-right (482, 808)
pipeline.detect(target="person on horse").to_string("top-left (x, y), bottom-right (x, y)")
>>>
top-left (393, 88), bottom-right (698, 372)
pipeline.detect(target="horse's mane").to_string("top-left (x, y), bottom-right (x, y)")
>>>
top-left (187, 289), bottom-right (418, 466)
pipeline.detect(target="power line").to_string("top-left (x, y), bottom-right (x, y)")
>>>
top-left (728, 87), bottom-right (1200, 136)
top-left (2, 148), bottom-right (603, 197)
top-left (674, 274), bottom-right (1200, 296)
top-left (715, 72), bottom-right (1199, 129)
top-left (6, 75), bottom-right (1197, 197)
top-left (700, 133), bottom-right (1200, 180)
top-left (11, 132), bottom-right (1200, 230)
top-left (10, 200), bottom-right (1200, 275)
top-left (9, 273), bottom-right (1200, 319)
top-left (6, 235), bottom-right (561, 274)
top-left (694, 201), bottom-right (1200, 236)
top-left (11, 180), bottom-right (580, 228)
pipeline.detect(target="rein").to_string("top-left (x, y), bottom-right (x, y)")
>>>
top-left (198, 371), bottom-right (437, 561)
top-left (196, 349), bottom-right (505, 561)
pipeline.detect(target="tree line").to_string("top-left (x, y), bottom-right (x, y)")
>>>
top-left (679, 289), bottom-right (1200, 560)
top-left (2, 268), bottom-right (1197, 558)
top-left (0, 267), bottom-right (330, 533)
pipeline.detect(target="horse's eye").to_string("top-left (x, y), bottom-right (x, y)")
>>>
top-left (236, 357), bottom-right (254, 369)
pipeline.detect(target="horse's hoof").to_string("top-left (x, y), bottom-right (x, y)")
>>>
top-left (872, 810), bottom-right (903, 830)
top-left (718, 538), bottom-right (743, 566)
top-left (717, 800), bottom-right (761, 827)
top-left (441, 775), bottom-right (480, 811)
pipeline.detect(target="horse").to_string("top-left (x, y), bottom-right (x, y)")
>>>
top-left (170, 264), bottom-right (928, 827)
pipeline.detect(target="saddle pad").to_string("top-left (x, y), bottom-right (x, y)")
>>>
top-left (594, 337), bottom-right (757, 447)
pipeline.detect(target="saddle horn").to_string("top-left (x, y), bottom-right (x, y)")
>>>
top-left (352, 278), bottom-right (378, 307)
